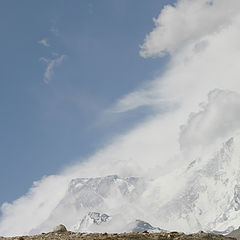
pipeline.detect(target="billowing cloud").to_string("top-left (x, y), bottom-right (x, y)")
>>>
top-left (40, 55), bottom-right (66, 84)
top-left (0, 175), bottom-right (69, 235)
top-left (114, 0), bottom-right (240, 114)
top-left (140, 0), bottom-right (240, 58)
top-left (2, 0), bottom-right (240, 236)
top-left (180, 89), bottom-right (240, 151)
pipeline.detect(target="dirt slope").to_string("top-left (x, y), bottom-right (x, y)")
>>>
top-left (0, 231), bottom-right (236, 240)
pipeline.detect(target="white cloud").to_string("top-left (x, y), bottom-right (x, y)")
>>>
top-left (38, 39), bottom-right (50, 47)
top-left (111, 85), bottom-right (162, 113)
top-left (2, 0), bottom-right (240, 236)
top-left (114, 0), bottom-right (240, 114)
top-left (180, 89), bottom-right (240, 151)
top-left (0, 175), bottom-right (69, 236)
top-left (40, 55), bottom-right (66, 84)
top-left (140, 0), bottom-right (240, 58)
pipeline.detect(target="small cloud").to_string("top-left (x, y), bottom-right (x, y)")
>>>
top-left (38, 39), bottom-right (50, 47)
top-left (40, 54), bottom-right (66, 84)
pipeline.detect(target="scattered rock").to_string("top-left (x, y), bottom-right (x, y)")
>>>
top-left (0, 230), bottom-right (237, 240)
top-left (53, 224), bottom-right (67, 233)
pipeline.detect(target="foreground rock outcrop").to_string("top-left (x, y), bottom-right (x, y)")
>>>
top-left (53, 224), bottom-right (67, 233)
top-left (0, 231), bottom-right (236, 240)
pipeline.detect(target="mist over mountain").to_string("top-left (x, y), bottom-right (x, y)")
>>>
top-left (11, 134), bottom-right (240, 235)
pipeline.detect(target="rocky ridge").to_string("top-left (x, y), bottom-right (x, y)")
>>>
top-left (0, 230), bottom-right (236, 240)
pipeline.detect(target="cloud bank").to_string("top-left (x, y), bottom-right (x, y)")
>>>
top-left (2, 0), bottom-right (240, 236)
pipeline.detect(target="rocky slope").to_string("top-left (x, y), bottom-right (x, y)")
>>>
top-left (0, 230), bottom-right (236, 240)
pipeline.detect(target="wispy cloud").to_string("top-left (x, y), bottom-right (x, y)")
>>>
top-left (40, 54), bottom-right (66, 84)
top-left (38, 38), bottom-right (50, 47)
top-left (111, 86), bottom-right (163, 113)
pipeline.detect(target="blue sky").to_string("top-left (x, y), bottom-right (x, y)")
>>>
top-left (0, 1), bottom-right (173, 206)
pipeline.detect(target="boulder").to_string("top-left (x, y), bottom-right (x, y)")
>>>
top-left (53, 224), bottom-right (67, 233)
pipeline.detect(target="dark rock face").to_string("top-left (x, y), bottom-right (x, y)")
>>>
top-left (227, 227), bottom-right (240, 240)
top-left (132, 220), bottom-right (167, 233)
top-left (87, 212), bottom-right (110, 225)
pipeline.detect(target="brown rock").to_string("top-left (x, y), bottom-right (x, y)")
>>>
top-left (53, 224), bottom-right (67, 233)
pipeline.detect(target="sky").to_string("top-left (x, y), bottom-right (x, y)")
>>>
top-left (0, 0), bottom-right (172, 206)
top-left (2, 0), bottom-right (240, 236)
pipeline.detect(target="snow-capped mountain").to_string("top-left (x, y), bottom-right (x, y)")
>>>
top-left (154, 136), bottom-right (240, 233)
top-left (73, 212), bottom-right (111, 232)
top-left (73, 212), bottom-right (167, 233)
top-left (129, 220), bottom-right (168, 233)
top-left (30, 175), bottom-right (147, 234)
top-left (29, 135), bottom-right (240, 235)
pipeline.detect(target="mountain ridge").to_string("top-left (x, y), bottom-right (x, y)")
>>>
top-left (5, 135), bottom-right (240, 236)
